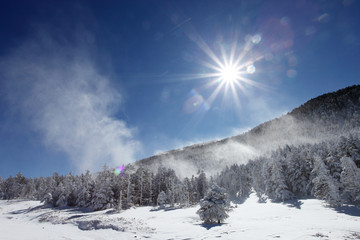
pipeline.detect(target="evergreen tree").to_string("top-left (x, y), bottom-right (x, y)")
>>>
top-left (13, 172), bottom-right (27, 198)
top-left (89, 166), bottom-right (114, 211)
top-left (197, 184), bottom-right (230, 224)
top-left (340, 156), bottom-right (360, 203)
top-left (124, 165), bottom-right (135, 209)
top-left (0, 176), bottom-right (3, 199)
top-left (191, 175), bottom-right (200, 203)
top-left (286, 148), bottom-right (311, 197)
top-left (64, 173), bottom-right (77, 206)
top-left (311, 157), bottom-right (341, 206)
top-left (54, 182), bottom-right (67, 207)
top-left (265, 159), bottom-right (293, 202)
top-left (182, 177), bottom-right (192, 207)
top-left (3, 176), bottom-right (15, 199)
top-left (75, 171), bottom-right (93, 208)
top-left (197, 171), bottom-right (208, 199)
top-left (135, 167), bottom-right (145, 206)
top-left (157, 191), bottom-right (167, 209)
top-left (21, 178), bottom-right (36, 200)
top-left (249, 159), bottom-right (267, 202)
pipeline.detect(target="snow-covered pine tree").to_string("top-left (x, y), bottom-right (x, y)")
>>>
top-left (89, 166), bottom-right (114, 211)
top-left (135, 167), bottom-right (145, 206)
top-left (265, 159), bottom-right (294, 202)
top-left (249, 159), bottom-right (267, 202)
top-left (197, 184), bottom-right (230, 224)
top-left (75, 171), bottom-right (93, 208)
top-left (117, 191), bottom-right (123, 212)
top-left (191, 175), bottom-right (200, 203)
top-left (340, 156), bottom-right (360, 203)
top-left (54, 182), bottom-right (67, 207)
top-left (124, 165), bottom-right (135, 209)
top-left (64, 173), bottom-right (77, 206)
top-left (0, 176), bottom-right (3, 199)
top-left (286, 148), bottom-right (311, 197)
top-left (1, 173), bottom-right (26, 199)
top-left (197, 171), bottom-right (208, 199)
top-left (157, 191), bottom-right (167, 209)
top-left (146, 172), bottom-right (154, 205)
top-left (38, 176), bottom-right (56, 203)
top-left (182, 177), bottom-right (192, 207)
top-left (177, 181), bottom-right (186, 207)
top-left (165, 168), bottom-right (178, 206)
top-left (20, 178), bottom-right (36, 200)
top-left (311, 157), bottom-right (341, 206)
top-left (216, 164), bottom-right (252, 200)
top-left (153, 167), bottom-right (167, 201)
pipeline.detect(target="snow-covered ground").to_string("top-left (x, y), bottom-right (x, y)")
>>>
top-left (1, 193), bottom-right (359, 240)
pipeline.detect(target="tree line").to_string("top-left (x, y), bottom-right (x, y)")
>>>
top-left (1, 135), bottom-right (359, 209)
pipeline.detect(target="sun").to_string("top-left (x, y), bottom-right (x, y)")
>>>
top-left (220, 65), bottom-right (239, 83)
top-left (171, 27), bottom-right (266, 112)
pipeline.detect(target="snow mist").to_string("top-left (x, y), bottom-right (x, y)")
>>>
top-left (0, 30), bottom-right (140, 173)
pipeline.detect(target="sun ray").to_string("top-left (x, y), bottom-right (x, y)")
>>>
top-left (230, 82), bottom-right (242, 110)
top-left (206, 81), bottom-right (225, 107)
top-left (170, 18), bottom-right (269, 112)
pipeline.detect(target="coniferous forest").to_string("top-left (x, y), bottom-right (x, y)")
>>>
top-left (1, 134), bottom-right (359, 210)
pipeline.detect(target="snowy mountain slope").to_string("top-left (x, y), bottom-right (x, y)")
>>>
top-left (1, 193), bottom-right (359, 240)
top-left (137, 85), bottom-right (360, 176)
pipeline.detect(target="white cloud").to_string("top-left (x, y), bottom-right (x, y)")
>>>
top-left (0, 31), bottom-right (141, 173)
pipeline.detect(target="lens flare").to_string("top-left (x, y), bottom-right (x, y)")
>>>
top-left (246, 65), bottom-right (256, 74)
top-left (318, 13), bottom-right (330, 23)
top-left (251, 34), bottom-right (262, 44)
top-left (114, 165), bottom-right (124, 176)
top-left (183, 89), bottom-right (210, 114)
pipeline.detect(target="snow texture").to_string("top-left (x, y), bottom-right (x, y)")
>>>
top-left (1, 193), bottom-right (359, 239)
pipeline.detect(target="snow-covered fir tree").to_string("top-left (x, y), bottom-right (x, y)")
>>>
top-left (311, 157), bottom-right (341, 206)
top-left (340, 156), bottom-right (360, 203)
top-left (157, 191), bottom-right (167, 209)
top-left (75, 171), bottom-right (93, 208)
top-left (197, 184), bottom-right (230, 224)
top-left (0, 176), bottom-right (3, 199)
top-left (197, 171), bottom-right (208, 200)
top-left (285, 147), bottom-right (311, 197)
top-left (89, 166), bottom-right (114, 211)
top-left (54, 183), bottom-right (67, 207)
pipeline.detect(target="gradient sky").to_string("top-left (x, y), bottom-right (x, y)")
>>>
top-left (0, 0), bottom-right (359, 178)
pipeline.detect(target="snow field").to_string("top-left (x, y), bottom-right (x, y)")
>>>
top-left (1, 193), bottom-right (359, 240)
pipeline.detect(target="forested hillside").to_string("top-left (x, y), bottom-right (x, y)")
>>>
top-left (138, 85), bottom-right (360, 174)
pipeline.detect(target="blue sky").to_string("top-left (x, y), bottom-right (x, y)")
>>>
top-left (0, 0), bottom-right (359, 178)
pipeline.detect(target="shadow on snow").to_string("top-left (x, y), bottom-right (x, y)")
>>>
top-left (197, 223), bottom-right (228, 230)
top-left (282, 199), bottom-right (304, 209)
top-left (333, 205), bottom-right (360, 217)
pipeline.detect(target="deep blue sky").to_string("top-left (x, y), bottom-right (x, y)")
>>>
top-left (0, 0), bottom-right (359, 177)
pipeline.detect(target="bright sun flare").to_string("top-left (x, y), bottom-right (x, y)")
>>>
top-left (177, 30), bottom-right (265, 112)
top-left (220, 65), bottom-right (239, 83)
